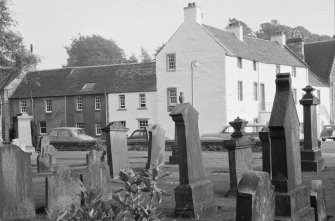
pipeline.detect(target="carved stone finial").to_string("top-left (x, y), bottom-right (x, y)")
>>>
top-left (229, 117), bottom-right (248, 138)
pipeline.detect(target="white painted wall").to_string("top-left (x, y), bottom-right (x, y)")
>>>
top-left (156, 21), bottom-right (227, 138)
top-left (108, 91), bottom-right (157, 136)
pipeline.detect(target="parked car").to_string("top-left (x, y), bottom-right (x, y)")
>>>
top-left (47, 127), bottom-right (97, 145)
top-left (127, 129), bottom-right (148, 142)
top-left (201, 123), bottom-right (265, 142)
top-left (320, 125), bottom-right (335, 141)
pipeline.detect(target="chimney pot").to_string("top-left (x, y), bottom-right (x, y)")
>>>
top-left (184, 3), bottom-right (202, 24)
top-left (226, 23), bottom-right (243, 41)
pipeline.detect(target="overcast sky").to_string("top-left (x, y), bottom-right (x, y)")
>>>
top-left (9, 0), bottom-right (334, 69)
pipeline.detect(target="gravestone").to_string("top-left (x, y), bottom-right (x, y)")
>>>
top-left (223, 117), bottom-right (253, 197)
top-left (0, 144), bottom-right (35, 219)
top-left (268, 73), bottom-right (314, 220)
top-left (145, 124), bottom-right (165, 170)
top-left (46, 165), bottom-right (81, 218)
top-left (236, 170), bottom-right (275, 220)
top-left (259, 126), bottom-right (272, 177)
top-left (299, 85), bottom-right (325, 172)
top-left (102, 121), bottom-right (129, 179)
top-left (310, 180), bottom-right (327, 221)
top-left (82, 150), bottom-right (109, 197)
top-left (37, 153), bottom-right (55, 173)
top-left (170, 103), bottom-right (216, 218)
top-left (41, 136), bottom-right (57, 164)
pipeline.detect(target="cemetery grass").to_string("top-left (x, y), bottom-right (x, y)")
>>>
top-left (32, 150), bottom-right (335, 221)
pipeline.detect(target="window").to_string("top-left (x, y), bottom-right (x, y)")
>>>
top-left (138, 119), bottom-right (148, 129)
top-left (76, 123), bottom-right (85, 129)
top-left (166, 54), bottom-right (176, 71)
top-left (20, 100), bottom-right (27, 113)
top-left (167, 88), bottom-right (177, 111)
top-left (292, 88), bottom-right (297, 104)
top-left (77, 97), bottom-right (83, 111)
top-left (253, 82), bottom-right (258, 101)
top-left (82, 83), bottom-right (96, 90)
top-left (39, 121), bottom-right (46, 134)
top-left (238, 81), bottom-right (243, 101)
top-left (45, 99), bottom-right (52, 113)
top-left (292, 67), bottom-right (296, 77)
top-left (139, 93), bottom-right (146, 108)
top-left (119, 95), bottom-right (126, 109)
top-left (120, 121), bottom-right (126, 127)
top-left (253, 61), bottom-right (257, 71)
top-left (237, 57), bottom-right (242, 68)
top-left (95, 96), bottom-right (101, 110)
top-left (95, 123), bottom-right (102, 136)
top-left (276, 65), bottom-right (280, 74)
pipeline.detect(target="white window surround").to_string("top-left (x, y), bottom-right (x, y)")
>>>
top-left (138, 119), bottom-right (149, 129)
top-left (119, 95), bottom-right (126, 109)
top-left (95, 96), bottom-right (101, 110)
top-left (95, 123), bottom-right (102, 136)
top-left (77, 97), bottom-right (83, 111)
top-left (166, 54), bottom-right (176, 71)
top-left (39, 121), bottom-right (47, 134)
top-left (139, 93), bottom-right (146, 108)
top-left (45, 99), bottom-right (52, 113)
top-left (20, 100), bottom-right (27, 113)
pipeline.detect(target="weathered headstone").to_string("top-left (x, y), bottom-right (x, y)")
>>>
top-left (102, 121), bottom-right (129, 179)
top-left (0, 144), bottom-right (35, 219)
top-left (310, 180), bottom-right (327, 221)
top-left (46, 165), bottom-right (81, 218)
top-left (299, 85), bottom-right (325, 172)
top-left (268, 73), bottom-right (314, 220)
top-left (170, 103), bottom-right (216, 218)
top-left (145, 124), bottom-right (165, 170)
top-left (236, 170), bottom-right (275, 221)
top-left (223, 117), bottom-right (253, 197)
top-left (37, 153), bottom-right (55, 173)
top-left (259, 126), bottom-right (272, 177)
top-left (16, 113), bottom-right (35, 152)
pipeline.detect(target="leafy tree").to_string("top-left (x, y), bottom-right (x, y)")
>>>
top-left (226, 18), bottom-right (256, 37)
top-left (139, 47), bottom-right (152, 63)
top-left (127, 53), bottom-right (138, 63)
top-left (0, 0), bottom-right (40, 71)
top-left (65, 34), bottom-right (126, 67)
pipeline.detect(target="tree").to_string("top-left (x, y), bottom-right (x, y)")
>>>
top-left (0, 0), bottom-right (39, 71)
top-left (226, 18), bottom-right (256, 37)
top-left (65, 34), bottom-right (126, 67)
top-left (139, 47), bottom-right (152, 63)
top-left (127, 53), bottom-right (138, 63)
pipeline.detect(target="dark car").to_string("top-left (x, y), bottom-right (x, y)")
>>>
top-left (48, 127), bottom-right (97, 145)
top-left (320, 125), bottom-right (335, 141)
top-left (127, 129), bottom-right (148, 142)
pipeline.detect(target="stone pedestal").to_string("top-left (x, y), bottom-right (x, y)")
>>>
top-left (170, 103), bottom-right (216, 218)
top-left (224, 117), bottom-right (253, 197)
top-left (168, 145), bottom-right (181, 164)
top-left (299, 85), bottom-right (325, 172)
top-left (102, 121), bottom-right (129, 179)
top-left (16, 113), bottom-right (34, 147)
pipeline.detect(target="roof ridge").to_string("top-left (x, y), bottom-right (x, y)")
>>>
top-left (72, 61), bottom-right (155, 70)
top-left (305, 39), bottom-right (335, 45)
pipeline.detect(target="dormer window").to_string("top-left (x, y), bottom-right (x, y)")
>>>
top-left (237, 58), bottom-right (242, 69)
top-left (166, 54), bottom-right (176, 71)
top-left (82, 83), bottom-right (96, 91)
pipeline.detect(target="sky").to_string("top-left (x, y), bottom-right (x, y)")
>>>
top-left (9, 0), bottom-right (335, 70)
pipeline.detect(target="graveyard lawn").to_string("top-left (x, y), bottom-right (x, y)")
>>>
top-left (32, 150), bottom-right (335, 221)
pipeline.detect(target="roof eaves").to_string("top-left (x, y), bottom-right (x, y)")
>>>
top-left (200, 24), bottom-right (232, 55)
top-left (283, 45), bottom-right (308, 68)
top-left (155, 24), bottom-right (183, 57)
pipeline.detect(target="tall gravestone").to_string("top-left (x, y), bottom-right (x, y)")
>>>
top-left (259, 126), bottom-right (272, 177)
top-left (236, 170), bottom-right (275, 220)
top-left (0, 144), bottom-right (35, 219)
top-left (146, 124), bottom-right (166, 170)
top-left (299, 85), bottom-right (325, 172)
top-left (103, 121), bottom-right (129, 179)
top-left (170, 103), bottom-right (216, 218)
top-left (268, 73), bottom-right (314, 220)
top-left (16, 113), bottom-right (34, 149)
top-left (223, 117), bottom-right (253, 197)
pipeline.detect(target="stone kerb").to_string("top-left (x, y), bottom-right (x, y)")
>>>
top-left (0, 144), bottom-right (35, 220)
top-left (169, 103), bottom-right (216, 218)
top-left (223, 117), bottom-right (253, 197)
top-left (102, 121), bottom-right (129, 179)
top-left (268, 73), bottom-right (314, 220)
top-left (236, 170), bottom-right (275, 220)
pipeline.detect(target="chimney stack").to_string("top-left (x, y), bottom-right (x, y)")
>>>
top-left (270, 31), bottom-right (286, 45)
top-left (286, 36), bottom-right (304, 61)
top-left (184, 2), bottom-right (202, 24)
top-left (226, 22), bottom-right (243, 41)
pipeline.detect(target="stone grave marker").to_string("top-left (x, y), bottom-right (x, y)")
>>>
top-left (46, 165), bottom-right (81, 218)
top-left (145, 124), bottom-right (166, 170)
top-left (299, 85), bottom-right (325, 171)
top-left (310, 180), bottom-right (327, 221)
top-left (223, 117), bottom-right (253, 197)
top-left (170, 103), bottom-right (216, 218)
top-left (259, 126), bottom-right (272, 177)
top-left (236, 170), bottom-right (275, 220)
top-left (0, 144), bottom-right (35, 219)
top-left (268, 73), bottom-right (314, 220)
top-left (102, 121), bottom-right (129, 179)
top-left (37, 153), bottom-right (55, 173)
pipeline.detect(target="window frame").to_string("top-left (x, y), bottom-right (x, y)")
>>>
top-left (95, 123), bottom-right (102, 136)
top-left (166, 53), bottom-right (176, 71)
top-left (253, 61), bottom-right (257, 71)
top-left (45, 99), bottom-right (53, 113)
top-left (95, 96), bottom-right (101, 110)
top-left (138, 119), bottom-right (149, 129)
top-left (253, 82), bottom-right (258, 101)
top-left (39, 121), bottom-right (47, 135)
top-left (167, 87), bottom-right (177, 111)
top-left (292, 67), bottom-right (296, 77)
top-left (119, 95), bottom-right (126, 109)
top-left (139, 93), bottom-right (146, 108)
top-left (120, 121), bottom-right (126, 127)
top-left (238, 81), bottom-right (243, 101)
top-left (76, 123), bottom-right (85, 129)
top-left (20, 100), bottom-right (27, 113)
top-left (237, 57), bottom-right (243, 69)
top-left (77, 97), bottom-right (83, 111)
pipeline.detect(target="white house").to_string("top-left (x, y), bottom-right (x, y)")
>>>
top-left (156, 2), bottom-right (330, 138)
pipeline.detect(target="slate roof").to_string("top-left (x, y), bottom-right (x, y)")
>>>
top-left (304, 40), bottom-right (335, 85)
top-left (11, 62), bottom-right (156, 99)
top-left (202, 25), bottom-right (306, 67)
